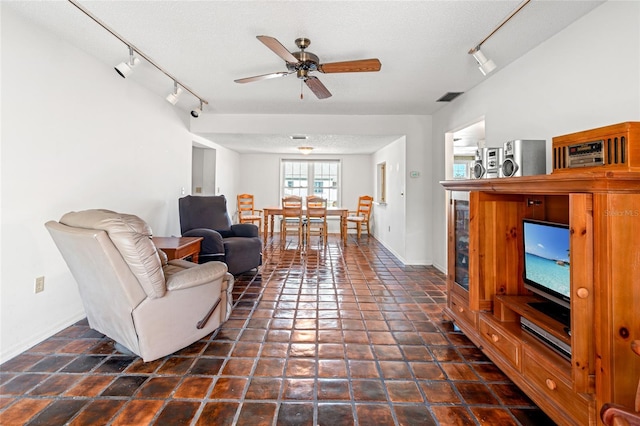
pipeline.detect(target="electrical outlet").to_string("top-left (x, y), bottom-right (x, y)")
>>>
top-left (35, 276), bottom-right (45, 293)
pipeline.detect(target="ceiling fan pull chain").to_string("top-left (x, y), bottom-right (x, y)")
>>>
top-left (300, 79), bottom-right (304, 100)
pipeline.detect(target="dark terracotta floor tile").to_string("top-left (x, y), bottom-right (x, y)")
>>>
top-left (152, 400), bottom-right (200, 425)
top-left (173, 376), bottom-right (213, 399)
top-left (318, 359), bottom-right (347, 378)
top-left (455, 382), bottom-right (501, 405)
top-left (289, 343), bottom-right (316, 358)
top-left (373, 345), bottom-right (403, 360)
top-left (385, 380), bottom-right (424, 402)
top-left (231, 342), bottom-right (261, 357)
top-left (64, 375), bottom-right (114, 397)
top-left (441, 362), bottom-right (480, 381)
top-left (1, 354), bottom-right (45, 372)
top-left (245, 377), bottom-right (282, 400)
top-left (285, 359), bottom-right (316, 377)
top-left (27, 355), bottom-right (75, 372)
top-left (419, 381), bottom-right (461, 403)
top-left (30, 374), bottom-right (81, 396)
top-left (221, 358), bottom-right (255, 376)
top-left (276, 402), bottom-right (314, 426)
top-left (196, 402), bottom-right (239, 426)
top-left (254, 358), bottom-right (285, 376)
top-left (472, 363), bottom-right (510, 381)
top-left (490, 383), bottom-right (535, 406)
top-left (355, 403), bottom-right (395, 424)
top-left (61, 355), bottom-right (105, 373)
top-left (137, 376), bottom-right (181, 398)
top-left (100, 375), bottom-right (147, 397)
top-left (317, 379), bottom-right (350, 400)
top-left (0, 398), bottom-right (52, 425)
top-left (317, 343), bottom-right (345, 359)
top-left (93, 356), bottom-right (136, 373)
top-left (210, 377), bottom-right (247, 399)
top-left (394, 404), bottom-right (438, 426)
top-left (379, 361), bottom-right (412, 379)
top-left (430, 347), bottom-right (464, 362)
top-left (1, 373), bottom-right (48, 395)
top-left (352, 379), bottom-right (387, 401)
top-left (471, 406), bottom-right (521, 425)
top-left (283, 378), bottom-right (314, 400)
top-left (203, 341), bottom-right (233, 357)
top-left (190, 357), bottom-right (224, 376)
top-left (368, 331), bottom-right (397, 345)
top-left (346, 343), bottom-right (374, 359)
top-left (458, 346), bottom-right (491, 363)
top-left (111, 400), bottom-right (164, 426)
top-left (431, 405), bottom-right (475, 426)
top-left (291, 330), bottom-right (316, 343)
top-left (27, 399), bottom-right (87, 425)
top-left (348, 360), bottom-right (380, 378)
top-left (236, 402), bottom-right (277, 426)
top-left (317, 403), bottom-right (354, 426)
top-left (68, 399), bottom-right (125, 426)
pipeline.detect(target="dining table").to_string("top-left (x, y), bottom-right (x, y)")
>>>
top-left (262, 206), bottom-right (349, 244)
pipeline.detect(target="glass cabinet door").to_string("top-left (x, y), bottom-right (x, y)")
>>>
top-left (453, 197), bottom-right (470, 290)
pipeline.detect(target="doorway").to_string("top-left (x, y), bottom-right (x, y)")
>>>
top-left (192, 146), bottom-right (216, 195)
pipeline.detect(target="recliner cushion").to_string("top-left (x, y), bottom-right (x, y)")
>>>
top-left (60, 209), bottom-right (166, 298)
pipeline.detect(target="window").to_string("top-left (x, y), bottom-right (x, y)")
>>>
top-left (281, 160), bottom-right (340, 207)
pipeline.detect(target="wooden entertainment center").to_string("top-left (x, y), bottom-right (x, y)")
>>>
top-left (441, 123), bottom-right (640, 426)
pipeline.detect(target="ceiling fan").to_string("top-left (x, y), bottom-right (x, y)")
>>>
top-left (234, 35), bottom-right (382, 99)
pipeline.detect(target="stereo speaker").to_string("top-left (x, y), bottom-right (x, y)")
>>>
top-left (484, 147), bottom-right (503, 178)
top-left (501, 139), bottom-right (546, 177)
top-left (471, 148), bottom-right (486, 179)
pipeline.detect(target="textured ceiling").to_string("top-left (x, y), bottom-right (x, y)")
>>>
top-left (5, 0), bottom-right (604, 153)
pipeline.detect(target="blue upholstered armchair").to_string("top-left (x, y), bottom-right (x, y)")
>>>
top-left (178, 195), bottom-right (262, 275)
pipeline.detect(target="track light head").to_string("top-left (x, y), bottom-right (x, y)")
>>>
top-left (471, 48), bottom-right (496, 76)
top-left (191, 100), bottom-right (203, 118)
top-left (115, 46), bottom-right (140, 78)
top-left (166, 82), bottom-right (183, 105)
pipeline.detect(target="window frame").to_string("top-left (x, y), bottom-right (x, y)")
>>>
top-left (280, 159), bottom-right (342, 207)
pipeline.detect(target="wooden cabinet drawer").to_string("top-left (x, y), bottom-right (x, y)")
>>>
top-left (478, 315), bottom-right (521, 370)
top-left (450, 294), bottom-right (477, 328)
top-left (522, 348), bottom-right (592, 426)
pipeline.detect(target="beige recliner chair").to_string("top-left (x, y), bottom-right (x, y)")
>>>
top-left (45, 209), bottom-right (234, 362)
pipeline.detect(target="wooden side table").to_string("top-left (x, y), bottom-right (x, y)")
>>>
top-left (152, 236), bottom-right (203, 263)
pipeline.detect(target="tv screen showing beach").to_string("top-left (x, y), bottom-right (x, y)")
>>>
top-left (523, 221), bottom-right (570, 299)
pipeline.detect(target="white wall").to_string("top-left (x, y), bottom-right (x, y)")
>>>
top-left (372, 137), bottom-right (408, 261)
top-left (192, 114), bottom-right (432, 263)
top-left (0, 8), bottom-right (238, 362)
top-left (431, 1), bottom-right (640, 273)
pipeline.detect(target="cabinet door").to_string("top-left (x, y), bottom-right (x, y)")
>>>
top-left (452, 194), bottom-right (470, 291)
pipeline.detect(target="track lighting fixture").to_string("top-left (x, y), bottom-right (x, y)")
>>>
top-left (468, 0), bottom-right (531, 76)
top-left (166, 81), bottom-right (183, 105)
top-left (68, 0), bottom-right (208, 116)
top-left (191, 100), bottom-right (203, 118)
top-left (114, 46), bottom-right (140, 78)
top-left (470, 48), bottom-right (496, 76)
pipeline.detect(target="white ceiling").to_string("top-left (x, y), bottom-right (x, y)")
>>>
top-left (5, 0), bottom-right (604, 153)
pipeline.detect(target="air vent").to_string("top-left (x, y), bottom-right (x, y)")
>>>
top-left (290, 135), bottom-right (308, 140)
top-left (437, 92), bottom-right (464, 102)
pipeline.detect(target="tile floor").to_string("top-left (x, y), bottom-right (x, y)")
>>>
top-left (0, 235), bottom-right (555, 425)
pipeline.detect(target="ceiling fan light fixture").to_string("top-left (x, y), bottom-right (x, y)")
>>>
top-left (298, 146), bottom-right (314, 155)
top-left (166, 81), bottom-right (183, 105)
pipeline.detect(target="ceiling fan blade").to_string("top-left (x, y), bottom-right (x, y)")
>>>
top-left (318, 58), bottom-right (382, 73)
top-left (257, 35), bottom-right (299, 64)
top-left (305, 76), bottom-right (332, 99)
top-left (234, 71), bottom-right (292, 84)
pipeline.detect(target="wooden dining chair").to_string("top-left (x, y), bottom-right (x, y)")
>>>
top-left (346, 195), bottom-right (373, 238)
top-left (237, 193), bottom-right (262, 232)
top-left (280, 195), bottom-right (304, 245)
top-left (305, 195), bottom-right (328, 246)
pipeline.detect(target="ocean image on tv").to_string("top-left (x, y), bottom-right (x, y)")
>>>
top-left (524, 222), bottom-right (571, 298)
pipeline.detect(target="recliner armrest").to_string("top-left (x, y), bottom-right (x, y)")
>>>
top-left (165, 261), bottom-right (228, 291)
top-left (230, 223), bottom-right (260, 238)
top-left (182, 228), bottom-right (225, 255)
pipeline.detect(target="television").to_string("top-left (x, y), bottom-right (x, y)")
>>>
top-left (522, 219), bottom-right (571, 326)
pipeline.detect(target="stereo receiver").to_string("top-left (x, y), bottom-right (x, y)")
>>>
top-left (552, 122), bottom-right (639, 173)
